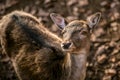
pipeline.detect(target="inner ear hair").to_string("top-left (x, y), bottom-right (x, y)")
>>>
top-left (88, 12), bottom-right (101, 28)
top-left (87, 12), bottom-right (101, 33)
top-left (86, 24), bottom-right (93, 34)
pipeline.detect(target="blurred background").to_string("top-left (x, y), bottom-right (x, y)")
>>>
top-left (0, 0), bottom-right (120, 80)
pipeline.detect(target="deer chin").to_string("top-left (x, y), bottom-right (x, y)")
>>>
top-left (62, 48), bottom-right (82, 54)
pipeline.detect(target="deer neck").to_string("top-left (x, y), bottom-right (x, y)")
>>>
top-left (69, 49), bottom-right (88, 80)
top-left (72, 49), bottom-right (88, 64)
top-left (72, 48), bottom-right (88, 66)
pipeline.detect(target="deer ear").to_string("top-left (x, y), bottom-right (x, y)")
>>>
top-left (87, 12), bottom-right (101, 29)
top-left (50, 13), bottom-right (67, 30)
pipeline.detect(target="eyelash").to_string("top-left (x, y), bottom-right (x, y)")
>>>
top-left (81, 31), bottom-right (87, 34)
top-left (73, 29), bottom-right (82, 34)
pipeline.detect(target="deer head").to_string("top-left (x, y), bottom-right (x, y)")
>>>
top-left (50, 12), bottom-right (101, 54)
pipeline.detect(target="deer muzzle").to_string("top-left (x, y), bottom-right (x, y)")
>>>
top-left (61, 40), bottom-right (73, 51)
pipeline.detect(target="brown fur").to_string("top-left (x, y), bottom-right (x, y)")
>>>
top-left (50, 12), bottom-right (101, 80)
top-left (62, 20), bottom-right (90, 80)
top-left (0, 11), bottom-right (101, 80)
top-left (0, 11), bottom-right (70, 80)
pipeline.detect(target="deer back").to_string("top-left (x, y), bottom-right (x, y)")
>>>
top-left (0, 11), bottom-right (71, 80)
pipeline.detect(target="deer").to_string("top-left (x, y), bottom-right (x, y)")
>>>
top-left (0, 10), bottom-right (101, 80)
top-left (50, 12), bottom-right (101, 80)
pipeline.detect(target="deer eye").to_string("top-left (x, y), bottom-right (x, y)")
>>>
top-left (81, 30), bottom-right (87, 35)
top-left (72, 24), bottom-right (76, 26)
top-left (72, 28), bottom-right (82, 34)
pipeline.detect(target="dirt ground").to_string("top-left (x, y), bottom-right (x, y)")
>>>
top-left (0, 0), bottom-right (120, 80)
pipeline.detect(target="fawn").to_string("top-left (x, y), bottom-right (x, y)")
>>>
top-left (0, 11), bottom-right (101, 80)
top-left (50, 12), bottom-right (101, 80)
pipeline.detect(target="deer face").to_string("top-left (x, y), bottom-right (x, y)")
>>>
top-left (61, 20), bottom-right (90, 52)
top-left (50, 13), bottom-right (101, 53)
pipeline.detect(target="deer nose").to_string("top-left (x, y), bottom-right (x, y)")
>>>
top-left (62, 42), bottom-right (72, 49)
